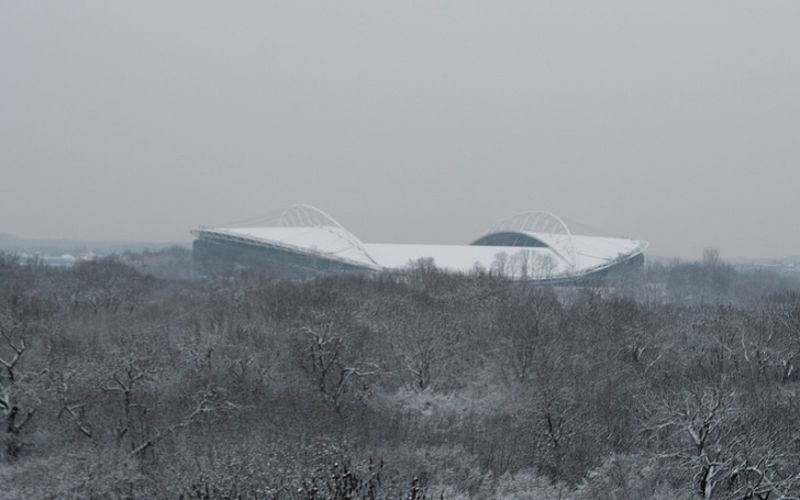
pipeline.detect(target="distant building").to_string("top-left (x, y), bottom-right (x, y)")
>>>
top-left (192, 205), bottom-right (647, 282)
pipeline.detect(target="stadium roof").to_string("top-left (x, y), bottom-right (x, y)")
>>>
top-left (193, 204), bottom-right (647, 280)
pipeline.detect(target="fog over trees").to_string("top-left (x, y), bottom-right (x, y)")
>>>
top-left (1, 249), bottom-right (800, 499)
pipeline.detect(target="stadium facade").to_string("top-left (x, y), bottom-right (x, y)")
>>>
top-left (192, 205), bottom-right (647, 282)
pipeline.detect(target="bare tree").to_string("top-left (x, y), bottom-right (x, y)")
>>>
top-left (130, 389), bottom-right (238, 457)
top-left (104, 357), bottom-right (151, 450)
top-left (496, 289), bottom-right (560, 383)
top-left (297, 310), bottom-right (378, 410)
top-left (0, 313), bottom-right (34, 461)
top-left (389, 308), bottom-right (463, 392)
top-left (641, 387), bottom-right (735, 499)
top-left (55, 370), bottom-right (93, 439)
top-left (491, 252), bottom-right (510, 278)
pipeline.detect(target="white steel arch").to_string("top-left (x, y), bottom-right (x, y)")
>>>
top-left (273, 204), bottom-right (379, 267)
top-left (486, 210), bottom-right (577, 270)
top-left (277, 204), bottom-right (344, 228)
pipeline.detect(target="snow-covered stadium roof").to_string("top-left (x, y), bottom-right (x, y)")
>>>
top-left (192, 204), bottom-right (647, 280)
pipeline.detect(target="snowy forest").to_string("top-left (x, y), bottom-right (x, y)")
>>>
top-left (2, 248), bottom-right (800, 499)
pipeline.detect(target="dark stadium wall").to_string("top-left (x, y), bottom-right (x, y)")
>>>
top-left (193, 236), bottom-right (372, 279)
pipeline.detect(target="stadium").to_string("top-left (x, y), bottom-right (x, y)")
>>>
top-left (191, 205), bottom-right (647, 283)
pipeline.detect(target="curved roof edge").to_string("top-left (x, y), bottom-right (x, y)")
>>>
top-left (570, 240), bottom-right (649, 278)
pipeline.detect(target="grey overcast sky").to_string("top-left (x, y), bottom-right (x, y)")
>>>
top-left (2, 1), bottom-right (799, 258)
